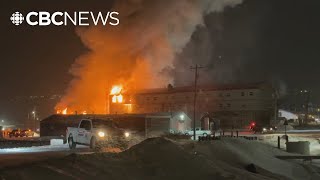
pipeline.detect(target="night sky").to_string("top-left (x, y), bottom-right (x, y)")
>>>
top-left (0, 0), bottom-right (320, 123)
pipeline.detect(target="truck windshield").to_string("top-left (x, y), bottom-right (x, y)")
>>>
top-left (92, 119), bottom-right (113, 128)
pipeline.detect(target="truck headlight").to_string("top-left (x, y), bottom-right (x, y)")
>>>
top-left (124, 132), bottom-right (130, 138)
top-left (98, 131), bottom-right (105, 137)
top-left (262, 128), bottom-right (267, 131)
top-left (270, 127), bottom-right (273, 131)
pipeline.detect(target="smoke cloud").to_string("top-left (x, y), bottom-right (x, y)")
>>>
top-left (56, 0), bottom-right (243, 113)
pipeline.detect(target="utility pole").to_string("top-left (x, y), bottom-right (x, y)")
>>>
top-left (190, 64), bottom-right (205, 140)
top-left (304, 90), bottom-right (311, 125)
top-left (273, 88), bottom-right (279, 124)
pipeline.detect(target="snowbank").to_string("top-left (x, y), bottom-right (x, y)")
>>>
top-left (50, 139), bottom-right (64, 146)
top-left (260, 134), bottom-right (320, 155)
top-left (1, 137), bottom-right (320, 179)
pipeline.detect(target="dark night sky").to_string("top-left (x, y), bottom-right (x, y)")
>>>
top-left (0, 0), bottom-right (320, 123)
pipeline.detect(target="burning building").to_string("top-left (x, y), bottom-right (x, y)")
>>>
top-left (54, 0), bottom-right (244, 117)
top-left (109, 82), bottom-right (276, 128)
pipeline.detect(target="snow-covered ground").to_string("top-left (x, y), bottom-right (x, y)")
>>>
top-left (0, 137), bottom-right (319, 179)
top-left (258, 133), bottom-right (320, 155)
top-left (0, 143), bottom-right (88, 154)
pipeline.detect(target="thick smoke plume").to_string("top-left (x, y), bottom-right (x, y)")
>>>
top-left (56, 0), bottom-right (242, 113)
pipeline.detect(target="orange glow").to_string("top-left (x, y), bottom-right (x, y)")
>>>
top-left (110, 85), bottom-right (122, 95)
top-left (112, 95), bottom-right (117, 103)
top-left (62, 108), bottom-right (68, 115)
top-left (124, 104), bottom-right (133, 113)
top-left (117, 94), bottom-right (123, 103)
top-left (82, 111), bottom-right (87, 115)
top-left (111, 85), bottom-right (124, 103)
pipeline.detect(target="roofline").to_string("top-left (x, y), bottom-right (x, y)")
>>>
top-left (128, 82), bottom-right (271, 95)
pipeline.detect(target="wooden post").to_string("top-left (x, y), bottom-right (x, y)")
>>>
top-left (278, 136), bottom-right (280, 149)
top-left (236, 131), bottom-right (239, 138)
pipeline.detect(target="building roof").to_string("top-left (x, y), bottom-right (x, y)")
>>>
top-left (131, 82), bottom-right (271, 95)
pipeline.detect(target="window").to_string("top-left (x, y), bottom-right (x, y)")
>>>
top-left (153, 97), bottom-right (158, 101)
top-left (219, 104), bottom-right (223, 108)
top-left (226, 93), bottom-right (231, 97)
top-left (146, 97), bottom-right (150, 101)
top-left (241, 104), bottom-right (247, 108)
top-left (92, 119), bottom-right (113, 128)
top-left (249, 92), bottom-right (254, 96)
top-left (241, 92), bottom-right (245, 96)
top-left (219, 93), bottom-right (223, 97)
top-left (80, 120), bottom-right (91, 130)
top-left (227, 103), bottom-right (231, 108)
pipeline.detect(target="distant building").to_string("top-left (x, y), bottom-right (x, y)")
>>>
top-left (110, 82), bottom-right (276, 129)
top-left (278, 109), bottom-right (298, 121)
top-left (40, 112), bottom-right (192, 138)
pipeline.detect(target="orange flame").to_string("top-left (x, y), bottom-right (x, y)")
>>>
top-left (62, 108), bottom-right (68, 115)
top-left (110, 85), bottom-right (122, 95)
top-left (111, 85), bottom-right (124, 103)
top-left (112, 95), bottom-right (117, 103)
top-left (117, 94), bottom-right (123, 103)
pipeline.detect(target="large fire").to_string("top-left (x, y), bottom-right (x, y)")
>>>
top-left (56, 107), bottom-right (87, 115)
top-left (110, 85), bottom-right (123, 103)
top-left (56, 108), bottom-right (68, 115)
top-left (54, 0), bottom-right (242, 115)
top-left (56, 85), bottom-right (124, 114)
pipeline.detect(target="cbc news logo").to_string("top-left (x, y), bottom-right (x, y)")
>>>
top-left (11, 12), bottom-right (24, 25)
top-left (10, 11), bottom-right (119, 26)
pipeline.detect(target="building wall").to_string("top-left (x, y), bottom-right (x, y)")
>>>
top-left (110, 84), bottom-right (275, 128)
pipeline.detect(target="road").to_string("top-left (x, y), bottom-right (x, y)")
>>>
top-left (0, 143), bottom-right (92, 168)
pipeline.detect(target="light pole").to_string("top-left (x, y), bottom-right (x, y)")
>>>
top-left (190, 64), bottom-right (205, 140)
top-left (32, 111), bottom-right (36, 131)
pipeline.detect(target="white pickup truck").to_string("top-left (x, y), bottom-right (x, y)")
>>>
top-left (185, 127), bottom-right (212, 136)
top-left (67, 118), bottom-right (131, 149)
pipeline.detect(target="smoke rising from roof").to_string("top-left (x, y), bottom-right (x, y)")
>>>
top-left (56, 0), bottom-right (243, 113)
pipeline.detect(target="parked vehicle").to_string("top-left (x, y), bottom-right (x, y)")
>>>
top-left (185, 127), bottom-right (212, 136)
top-left (20, 129), bottom-right (34, 137)
top-left (66, 118), bottom-right (131, 150)
top-left (9, 129), bottom-right (20, 138)
top-left (249, 122), bottom-right (277, 134)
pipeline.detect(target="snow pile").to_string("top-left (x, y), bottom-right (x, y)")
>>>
top-left (261, 134), bottom-right (320, 155)
top-left (191, 138), bottom-right (314, 179)
top-left (50, 139), bottom-right (64, 146)
top-left (1, 137), bottom-right (320, 179)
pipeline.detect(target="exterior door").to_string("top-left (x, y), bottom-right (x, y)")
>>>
top-left (78, 120), bottom-right (91, 144)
